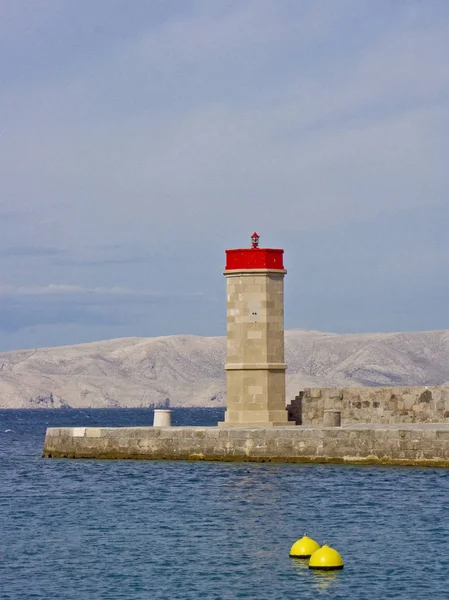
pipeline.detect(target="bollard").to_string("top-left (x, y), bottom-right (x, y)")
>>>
top-left (153, 409), bottom-right (172, 427)
top-left (323, 410), bottom-right (341, 427)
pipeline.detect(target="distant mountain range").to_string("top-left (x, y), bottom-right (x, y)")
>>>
top-left (1, 329), bottom-right (449, 409)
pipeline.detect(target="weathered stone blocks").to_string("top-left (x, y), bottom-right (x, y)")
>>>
top-left (222, 269), bottom-right (290, 427)
top-left (43, 425), bottom-right (449, 467)
top-left (299, 386), bottom-right (449, 426)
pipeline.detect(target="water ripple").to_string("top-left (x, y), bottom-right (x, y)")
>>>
top-left (1, 409), bottom-right (448, 599)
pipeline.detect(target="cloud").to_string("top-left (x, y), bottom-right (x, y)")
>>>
top-left (1, 0), bottom-right (447, 253)
top-left (0, 282), bottom-right (204, 336)
top-left (0, 240), bottom-right (154, 266)
top-left (0, 284), bottom-right (133, 296)
top-left (0, 245), bottom-right (66, 258)
top-left (0, 1), bottom-right (448, 348)
top-left (0, 283), bottom-right (202, 299)
top-left (51, 254), bottom-right (153, 267)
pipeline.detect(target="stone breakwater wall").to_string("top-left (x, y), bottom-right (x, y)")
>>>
top-left (300, 386), bottom-right (449, 426)
top-left (43, 425), bottom-right (449, 467)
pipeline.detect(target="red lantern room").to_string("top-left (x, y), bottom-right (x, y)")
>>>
top-left (225, 233), bottom-right (285, 271)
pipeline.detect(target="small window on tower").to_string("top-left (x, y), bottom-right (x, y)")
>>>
top-left (248, 300), bottom-right (260, 323)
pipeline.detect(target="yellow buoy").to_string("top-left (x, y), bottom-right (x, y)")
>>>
top-left (309, 545), bottom-right (344, 570)
top-left (289, 535), bottom-right (321, 558)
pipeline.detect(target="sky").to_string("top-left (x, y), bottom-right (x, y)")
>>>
top-left (0, 0), bottom-right (448, 351)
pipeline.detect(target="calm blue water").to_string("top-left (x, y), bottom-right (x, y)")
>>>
top-left (1, 409), bottom-right (449, 599)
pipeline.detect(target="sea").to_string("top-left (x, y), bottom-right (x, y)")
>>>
top-left (1, 408), bottom-right (449, 600)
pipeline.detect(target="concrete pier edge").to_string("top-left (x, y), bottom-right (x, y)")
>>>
top-left (43, 424), bottom-right (449, 468)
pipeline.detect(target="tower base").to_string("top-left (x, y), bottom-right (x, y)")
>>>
top-left (223, 367), bottom-right (292, 427)
top-left (218, 409), bottom-right (296, 427)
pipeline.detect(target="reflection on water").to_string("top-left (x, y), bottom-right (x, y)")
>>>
top-left (311, 569), bottom-right (341, 591)
top-left (290, 557), bottom-right (310, 572)
top-left (290, 557), bottom-right (341, 592)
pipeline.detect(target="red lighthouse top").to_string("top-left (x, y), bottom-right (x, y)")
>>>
top-left (225, 234), bottom-right (284, 271)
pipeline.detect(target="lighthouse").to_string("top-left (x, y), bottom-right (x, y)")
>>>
top-left (220, 233), bottom-right (292, 426)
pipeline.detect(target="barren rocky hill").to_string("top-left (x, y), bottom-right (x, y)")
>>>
top-left (1, 329), bottom-right (449, 409)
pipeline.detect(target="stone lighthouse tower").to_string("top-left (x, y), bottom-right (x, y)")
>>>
top-left (220, 233), bottom-right (291, 427)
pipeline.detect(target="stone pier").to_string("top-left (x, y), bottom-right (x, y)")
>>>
top-left (42, 234), bottom-right (449, 468)
top-left (43, 424), bottom-right (449, 467)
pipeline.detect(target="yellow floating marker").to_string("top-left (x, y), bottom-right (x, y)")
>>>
top-left (309, 544), bottom-right (344, 570)
top-left (289, 535), bottom-right (321, 558)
